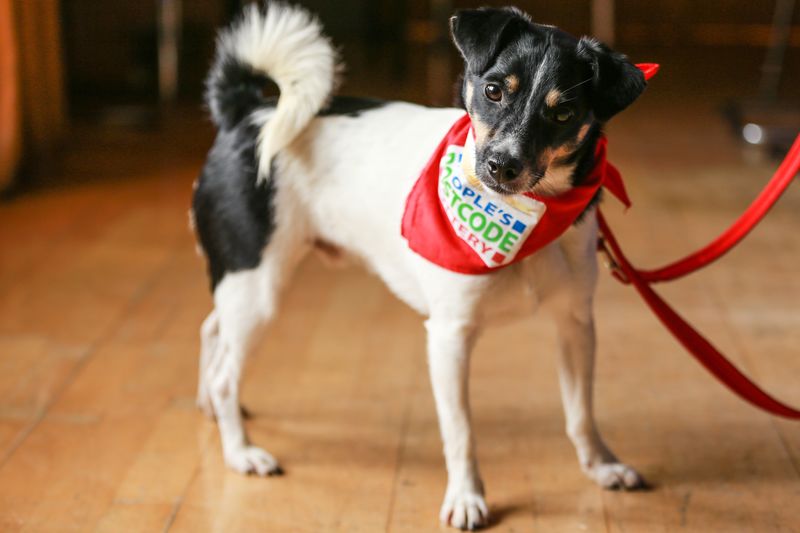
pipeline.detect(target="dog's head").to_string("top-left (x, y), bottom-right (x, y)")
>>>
top-left (451, 7), bottom-right (646, 195)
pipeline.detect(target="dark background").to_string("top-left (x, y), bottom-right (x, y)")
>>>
top-left (4, 0), bottom-right (799, 191)
top-left (61, 0), bottom-right (800, 113)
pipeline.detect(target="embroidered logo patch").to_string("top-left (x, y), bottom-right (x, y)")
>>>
top-left (437, 144), bottom-right (546, 268)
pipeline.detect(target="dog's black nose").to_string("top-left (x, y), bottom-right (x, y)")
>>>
top-left (487, 158), bottom-right (522, 181)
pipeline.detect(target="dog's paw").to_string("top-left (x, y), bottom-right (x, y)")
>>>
top-left (440, 483), bottom-right (489, 530)
top-left (586, 461), bottom-right (647, 490)
top-left (224, 445), bottom-right (283, 477)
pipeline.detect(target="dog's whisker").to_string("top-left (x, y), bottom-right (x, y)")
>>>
top-left (560, 77), bottom-right (593, 95)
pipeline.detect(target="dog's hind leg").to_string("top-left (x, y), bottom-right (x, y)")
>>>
top-left (196, 309), bottom-right (219, 419)
top-left (204, 229), bottom-right (309, 476)
top-left (206, 266), bottom-right (283, 476)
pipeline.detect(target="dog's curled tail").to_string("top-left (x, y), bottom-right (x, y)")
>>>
top-left (205, 1), bottom-right (338, 180)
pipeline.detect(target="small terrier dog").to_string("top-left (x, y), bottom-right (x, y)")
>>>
top-left (192, 2), bottom-right (648, 529)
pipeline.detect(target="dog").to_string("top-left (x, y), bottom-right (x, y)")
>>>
top-left (191, 2), bottom-right (648, 529)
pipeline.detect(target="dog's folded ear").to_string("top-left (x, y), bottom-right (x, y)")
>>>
top-left (577, 37), bottom-right (646, 122)
top-left (450, 7), bottom-right (531, 75)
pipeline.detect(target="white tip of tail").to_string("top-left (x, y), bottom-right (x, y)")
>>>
top-left (218, 2), bottom-right (338, 180)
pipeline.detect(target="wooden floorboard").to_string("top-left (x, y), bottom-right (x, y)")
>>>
top-left (0, 98), bottom-right (798, 532)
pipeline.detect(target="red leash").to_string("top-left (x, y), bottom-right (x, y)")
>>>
top-left (597, 133), bottom-right (800, 419)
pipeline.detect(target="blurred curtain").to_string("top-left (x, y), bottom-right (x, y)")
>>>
top-left (5, 0), bottom-right (66, 187)
top-left (0, 0), bottom-right (20, 190)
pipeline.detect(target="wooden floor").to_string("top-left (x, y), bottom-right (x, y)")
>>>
top-left (1, 95), bottom-right (800, 531)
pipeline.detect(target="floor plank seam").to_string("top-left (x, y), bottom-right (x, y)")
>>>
top-left (600, 491), bottom-right (612, 533)
top-left (0, 190), bottom-right (123, 299)
top-left (161, 496), bottom-right (184, 533)
top-left (161, 423), bottom-right (217, 532)
top-left (704, 267), bottom-right (800, 480)
top-left (0, 239), bottom-right (185, 470)
top-left (382, 372), bottom-right (418, 532)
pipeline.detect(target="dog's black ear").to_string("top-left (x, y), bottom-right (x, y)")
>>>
top-left (450, 7), bottom-right (530, 75)
top-left (577, 37), bottom-right (646, 121)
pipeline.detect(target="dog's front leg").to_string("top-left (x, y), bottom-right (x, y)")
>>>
top-left (425, 317), bottom-right (488, 530)
top-left (554, 300), bottom-right (647, 490)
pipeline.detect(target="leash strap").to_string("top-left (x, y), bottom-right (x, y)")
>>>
top-left (596, 134), bottom-right (800, 418)
top-left (631, 134), bottom-right (800, 283)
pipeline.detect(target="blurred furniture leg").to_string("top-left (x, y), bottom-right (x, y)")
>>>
top-left (427, 0), bottom-right (452, 106)
top-left (591, 0), bottom-right (615, 45)
top-left (75, 1), bottom-right (181, 128)
top-left (0, 0), bottom-right (21, 192)
top-left (724, 0), bottom-right (799, 154)
top-left (158, 0), bottom-right (181, 104)
top-left (759, 0), bottom-right (795, 102)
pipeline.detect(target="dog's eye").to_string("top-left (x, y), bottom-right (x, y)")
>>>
top-left (484, 83), bottom-right (502, 102)
top-left (554, 108), bottom-right (574, 124)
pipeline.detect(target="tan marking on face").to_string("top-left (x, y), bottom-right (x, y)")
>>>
top-left (534, 143), bottom-right (578, 196)
top-left (505, 74), bottom-right (520, 93)
top-left (576, 124), bottom-right (590, 143)
top-left (464, 115), bottom-right (490, 187)
top-left (464, 81), bottom-right (489, 145)
top-left (540, 144), bottom-right (572, 168)
top-left (538, 164), bottom-right (576, 196)
top-left (465, 80), bottom-right (493, 144)
top-left (545, 89), bottom-right (562, 107)
top-left (471, 115), bottom-right (491, 144)
top-left (461, 129), bottom-right (479, 187)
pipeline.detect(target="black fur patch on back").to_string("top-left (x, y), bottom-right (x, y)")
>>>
top-left (192, 95), bottom-right (386, 292)
top-left (319, 96), bottom-right (387, 117)
top-left (249, 96), bottom-right (387, 117)
top-left (193, 121), bottom-right (275, 290)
